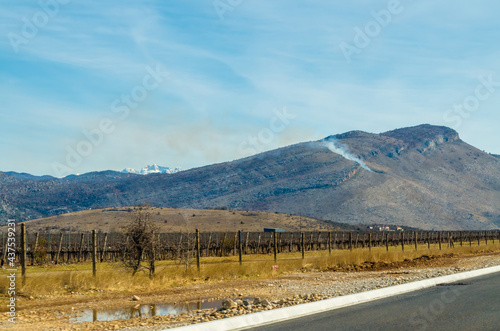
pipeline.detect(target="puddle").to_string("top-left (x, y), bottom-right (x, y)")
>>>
top-left (69, 297), bottom-right (253, 323)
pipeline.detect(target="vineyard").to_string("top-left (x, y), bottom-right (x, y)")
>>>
top-left (3, 226), bottom-right (500, 268)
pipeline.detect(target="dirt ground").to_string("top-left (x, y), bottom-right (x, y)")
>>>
top-left (1, 251), bottom-right (499, 330)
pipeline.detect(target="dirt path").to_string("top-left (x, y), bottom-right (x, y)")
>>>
top-left (2, 252), bottom-right (500, 330)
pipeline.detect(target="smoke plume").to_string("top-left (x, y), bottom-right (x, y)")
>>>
top-left (323, 140), bottom-right (373, 172)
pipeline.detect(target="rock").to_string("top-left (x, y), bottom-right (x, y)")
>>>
top-left (235, 299), bottom-right (244, 306)
top-left (261, 299), bottom-right (271, 307)
top-left (253, 297), bottom-right (261, 305)
top-left (221, 299), bottom-right (237, 309)
top-left (242, 299), bottom-right (252, 306)
top-left (132, 295), bottom-right (141, 301)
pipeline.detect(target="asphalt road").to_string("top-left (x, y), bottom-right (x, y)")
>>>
top-left (250, 271), bottom-right (500, 331)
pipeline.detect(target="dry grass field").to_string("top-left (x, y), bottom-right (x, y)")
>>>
top-left (8, 207), bottom-right (343, 233)
top-left (2, 242), bottom-right (499, 300)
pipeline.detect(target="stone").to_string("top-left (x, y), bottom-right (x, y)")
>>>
top-left (221, 299), bottom-right (237, 309)
top-left (235, 299), bottom-right (244, 306)
top-left (132, 295), bottom-right (141, 301)
top-left (253, 297), bottom-right (261, 305)
top-left (261, 299), bottom-right (272, 307)
top-left (242, 299), bottom-right (252, 306)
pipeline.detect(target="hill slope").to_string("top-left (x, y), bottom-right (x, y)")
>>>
top-left (1, 124), bottom-right (499, 230)
top-left (7, 207), bottom-right (354, 233)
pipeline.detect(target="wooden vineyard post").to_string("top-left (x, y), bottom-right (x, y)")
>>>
top-left (349, 232), bottom-right (353, 251)
top-left (401, 232), bottom-right (405, 252)
top-left (301, 232), bottom-right (305, 259)
top-left (101, 233), bottom-right (108, 262)
top-left (32, 232), bottom-right (39, 266)
top-left (21, 224), bottom-right (26, 285)
top-left (206, 233), bottom-right (211, 257)
top-left (47, 233), bottom-right (51, 263)
top-left (438, 232), bottom-right (442, 250)
top-left (245, 232), bottom-right (249, 255)
top-left (368, 233), bottom-right (372, 252)
top-left (385, 232), bottom-right (389, 252)
top-left (414, 232), bottom-right (418, 251)
top-left (233, 232), bottom-right (237, 256)
top-left (238, 230), bottom-right (242, 265)
top-left (150, 232), bottom-right (156, 278)
top-left (266, 233), bottom-right (272, 254)
top-left (66, 232), bottom-right (71, 263)
top-left (92, 230), bottom-right (97, 277)
top-left (460, 231), bottom-right (463, 247)
top-left (221, 232), bottom-right (227, 257)
top-left (196, 229), bottom-right (201, 271)
top-left (78, 233), bottom-right (84, 262)
top-left (55, 233), bottom-right (63, 264)
top-left (177, 233), bottom-right (183, 260)
top-left (257, 234), bottom-right (261, 254)
top-left (427, 232), bottom-right (430, 249)
top-left (273, 232), bottom-right (278, 262)
top-left (328, 232), bottom-right (332, 255)
top-left (1, 232), bottom-right (6, 267)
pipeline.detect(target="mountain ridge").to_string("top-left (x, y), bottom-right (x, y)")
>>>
top-left (1, 124), bottom-right (499, 230)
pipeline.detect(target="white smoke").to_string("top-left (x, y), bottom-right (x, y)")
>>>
top-left (323, 140), bottom-right (373, 172)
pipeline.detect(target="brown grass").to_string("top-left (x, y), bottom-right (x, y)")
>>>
top-left (1, 242), bottom-right (499, 303)
top-left (4, 207), bottom-right (337, 233)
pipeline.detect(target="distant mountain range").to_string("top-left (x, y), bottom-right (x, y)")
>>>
top-left (4, 172), bottom-right (56, 181)
top-left (121, 164), bottom-right (182, 175)
top-left (1, 124), bottom-right (499, 230)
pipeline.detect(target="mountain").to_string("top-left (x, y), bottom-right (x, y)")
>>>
top-left (121, 164), bottom-right (182, 175)
top-left (1, 124), bottom-right (499, 230)
top-left (4, 172), bottom-right (55, 181)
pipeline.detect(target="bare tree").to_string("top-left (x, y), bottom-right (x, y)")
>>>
top-left (120, 207), bottom-right (158, 277)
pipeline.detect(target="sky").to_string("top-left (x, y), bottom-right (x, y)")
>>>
top-left (1, 0), bottom-right (500, 177)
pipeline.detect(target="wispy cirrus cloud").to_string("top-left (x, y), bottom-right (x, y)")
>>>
top-left (1, 0), bottom-right (500, 175)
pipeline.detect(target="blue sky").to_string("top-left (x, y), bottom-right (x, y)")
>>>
top-left (1, 0), bottom-right (500, 176)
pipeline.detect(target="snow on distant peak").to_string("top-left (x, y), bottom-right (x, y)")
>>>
top-left (121, 164), bottom-right (182, 175)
